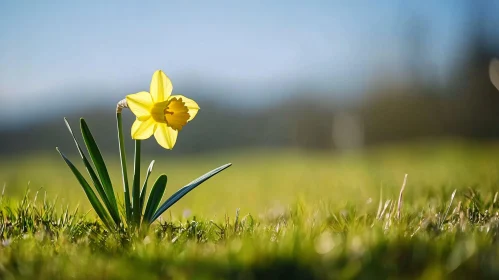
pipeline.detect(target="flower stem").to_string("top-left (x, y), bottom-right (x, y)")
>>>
top-left (132, 139), bottom-right (142, 227)
top-left (117, 112), bottom-right (132, 225)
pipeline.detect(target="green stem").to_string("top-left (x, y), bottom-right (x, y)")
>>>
top-left (117, 112), bottom-right (131, 226)
top-left (132, 140), bottom-right (142, 227)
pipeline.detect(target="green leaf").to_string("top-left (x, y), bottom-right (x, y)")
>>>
top-left (132, 140), bottom-right (142, 226)
top-left (140, 160), bottom-right (155, 214)
top-left (117, 112), bottom-right (131, 223)
top-left (56, 148), bottom-right (113, 229)
top-left (143, 174), bottom-right (168, 224)
top-left (80, 119), bottom-right (120, 222)
top-left (64, 119), bottom-right (121, 226)
top-left (151, 163), bottom-right (232, 222)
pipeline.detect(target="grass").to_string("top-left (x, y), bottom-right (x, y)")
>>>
top-left (1, 140), bottom-right (499, 279)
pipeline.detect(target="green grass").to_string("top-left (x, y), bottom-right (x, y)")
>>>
top-left (1, 141), bottom-right (499, 279)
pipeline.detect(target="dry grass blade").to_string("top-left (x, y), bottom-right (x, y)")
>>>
top-left (397, 174), bottom-right (408, 220)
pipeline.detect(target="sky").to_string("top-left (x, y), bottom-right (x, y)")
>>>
top-left (0, 0), bottom-right (494, 126)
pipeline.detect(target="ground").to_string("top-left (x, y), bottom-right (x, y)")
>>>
top-left (0, 141), bottom-right (498, 279)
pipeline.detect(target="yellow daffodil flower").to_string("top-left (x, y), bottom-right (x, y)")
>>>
top-left (126, 70), bottom-right (199, 149)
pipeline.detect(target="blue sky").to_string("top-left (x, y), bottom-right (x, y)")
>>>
top-left (0, 0), bottom-right (492, 125)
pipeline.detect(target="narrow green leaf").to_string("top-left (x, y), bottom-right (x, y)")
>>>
top-left (143, 174), bottom-right (168, 224)
top-left (117, 112), bottom-right (131, 223)
top-left (64, 119), bottom-right (121, 226)
top-left (140, 160), bottom-right (155, 214)
top-left (80, 119), bottom-right (120, 222)
top-left (56, 148), bottom-right (113, 229)
top-left (132, 140), bottom-right (142, 226)
top-left (151, 163), bottom-right (232, 222)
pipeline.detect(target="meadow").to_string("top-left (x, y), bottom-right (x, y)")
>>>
top-left (0, 140), bottom-right (499, 279)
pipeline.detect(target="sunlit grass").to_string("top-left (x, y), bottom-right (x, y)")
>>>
top-left (1, 140), bottom-right (498, 217)
top-left (1, 141), bottom-right (499, 278)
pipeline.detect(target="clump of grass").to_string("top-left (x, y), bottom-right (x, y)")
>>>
top-left (0, 183), bottom-right (498, 279)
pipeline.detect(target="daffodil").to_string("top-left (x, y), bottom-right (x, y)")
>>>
top-left (126, 70), bottom-right (199, 149)
top-left (58, 69), bottom-right (230, 231)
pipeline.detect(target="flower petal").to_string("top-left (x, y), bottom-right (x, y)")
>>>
top-left (126, 91), bottom-right (153, 118)
top-left (131, 117), bottom-right (156, 139)
top-left (154, 123), bottom-right (178, 149)
top-left (170, 95), bottom-right (200, 121)
top-left (150, 70), bottom-right (172, 103)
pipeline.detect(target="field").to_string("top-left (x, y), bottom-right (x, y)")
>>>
top-left (1, 141), bottom-right (499, 279)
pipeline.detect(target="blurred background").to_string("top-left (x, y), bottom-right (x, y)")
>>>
top-left (2, 0), bottom-right (499, 155)
top-left (2, 0), bottom-right (499, 215)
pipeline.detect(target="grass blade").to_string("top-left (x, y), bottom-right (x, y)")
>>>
top-left (140, 160), bottom-right (155, 214)
top-left (151, 163), bottom-right (232, 222)
top-left (117, 112), bottom-right (131, 223)
top-left (56, 148), bottom-right (113, 229)
top-left (143, 174), bottom-right (167, 225)
top-left (64, 119), bottom-right (121, 226)
top-left (80, 119), bottom-right (120, 223)
top-left (132, 140), bottom-right (141, 226)
top-left (440, 189), bottom-right (457, 227)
